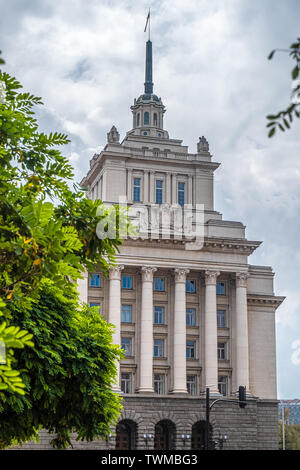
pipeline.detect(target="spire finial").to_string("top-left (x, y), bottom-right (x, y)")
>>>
top-left (144, 9), bottom-right (153, 94)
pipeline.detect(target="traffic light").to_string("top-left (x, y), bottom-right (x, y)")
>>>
top-left (238, 386), bottom-right (247, 408)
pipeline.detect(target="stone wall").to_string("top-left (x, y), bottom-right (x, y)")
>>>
top-left (11, 395), bottom-right (278, 450)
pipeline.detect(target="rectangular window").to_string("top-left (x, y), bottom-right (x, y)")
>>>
top-left (187, 375), bottom-right (197, 395)
top-left (154, 339), bottom-right (164, 358)
top-left (154, 306), bottom-right (164, 325)
top-left (121, 337), bottom-right (132, 357)
top-left (186, 340), bottom-right (196, 359)
top-left (89, 302), bottom-right (100, 312)
top-left (218, 342), bottom-right (226, 360)
top-left (217, 310), bottom-right (226, 328)
top-left (121, 304), bottom-right (132, 323)
top-left (154, 374), bottom-right (165, 395)
top-left (133, 177), bottom-right (141, 202)
top-left (186, 279), bottom-right (196, 293)
top-left (186, 308), bottom-right (196, 326)
top-left (154, 277), bottom-right (164, 291)
top-left (90, 273), bottom-right (100, 287)
top-left (218, 376), bottom-right (228, 396)
top-left (216, 282), bottom-right (226, 295)
top-left (121, 373), bottom-right (132, 394)
top-left (155, 180), bottom-right (163, 204)
top-left (178, 182), bottom-right (185, 206)
top-left (122, 275), bottom-right (132, 289)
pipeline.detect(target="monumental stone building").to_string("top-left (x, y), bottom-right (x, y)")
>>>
top-left (76, 39), bottom-right (285, 451)
top-left (19, 39), bottom-right (284, 451)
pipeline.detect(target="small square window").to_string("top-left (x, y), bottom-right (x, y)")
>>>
top-left (121, 373), bottom-right (132, 394)
top-left (122, 305), bottom-right (132, 323)
top-left (90, 273), bottom-right (100, 287)
top-left (218, 376), bottom-right (228, 396)
top-left (187, 375), bottom-right (197, 395)
top-left (218, 342), bottom-right (226, 360)
top-left (186, 340), bottom-right (196, 359)
top-left (122, 275), bottom-right (132, 289)
top-left (154, 374), bottom-right (165, 395)
top-left (186, 280), bottom-right (196, 293)
top-left (154, 306), bottom-right (164, 325)
top-left (154, 278), bottom-right (164, 291)
top-left (154, 339), bottom-right (164, 357)
top-left (121, 337), bottom-right (132, 357)
top-left (216, 282), bottom-right (226, 295)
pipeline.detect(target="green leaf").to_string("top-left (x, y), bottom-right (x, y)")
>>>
top-left (268, 127), bottom-right (276, 138)
top-left (292, 65), bottom-right (299, 80)
top-left (268, 50), bottom-right (276, 60)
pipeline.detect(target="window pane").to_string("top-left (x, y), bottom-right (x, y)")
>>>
top-left (153, 113), bottom-right (158, 126)
top-left (187, 375), bottom-right (197, 395)
top-left (186, 308), bottom-right (196, 326)
top-left (218, 376), bottom-right (228, 396)
top-left (186, 340), bottom-right (195, 358)
top-left (186, 280), bottom-right (196, 293)
top-left (121, 373), bottom-right (132, 394)
top-left (133, 178), bottom-right (141, 202)
top-left (217, 310), bottom-right (226, 328)
top-left (178, 182), bottom-right (185, 206)
top-left (154, 278), bottom-right (164, 291)
top-left (122, 275), bottom-right (132, 289)
top-left (122, 305), bottom-right (132, 323)
top-left (90, 273), bottom-right (100, 287)
top-left (154, 339), bottom-right (164, 357)
top-left (89, 303), bottom-right (100, 312)
top-left (144, 112), bottom-right (149, 125)
top-left (154, 374), bottom-right (165, 394)
top-left (121, 337), bottom-right (132, 356)
top-left (155, 180), bottom-right (163, 204)
top-left (154, 306), bottom-right (164, 324)
top-left (216, 282), bottom-right (225, 295)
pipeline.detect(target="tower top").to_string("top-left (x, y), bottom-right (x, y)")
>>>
top-left (144, 40), bottom-right (153, 95)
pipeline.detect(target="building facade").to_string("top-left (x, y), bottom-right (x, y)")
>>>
top-left (19, 39), bottom-right (284, 450)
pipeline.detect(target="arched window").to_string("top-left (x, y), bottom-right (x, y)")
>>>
top-left (115, 420), bottom-right (137, 450)
top-left (153, 113), bottom-right (158, 126)
top-left (137, 113), bottom-right (140, 127)
top-left (144, 111), bottom-right (149, 125)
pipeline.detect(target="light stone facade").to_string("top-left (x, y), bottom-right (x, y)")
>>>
top-left (18, 39), bottom-right (284, 450)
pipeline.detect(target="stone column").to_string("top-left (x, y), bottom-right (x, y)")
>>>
top-left (166, 172), bottom-right (171, 204)
top-left (204, 270), bottom-right (220, 394)
top-left (149, 171), bottom-right (155, 203)
top-left (108, 265), bottom-right (124, 391)
top-left (172, 173), bottom-right (177, 204)
top-left (171, 268), bottom-right (190, 393)
top-left (235, 272), bottom-right (250, 390)
top-left (138, 266), bottom-right (157, 393)
top-left (188, 175), bottom-right (193, 205)
top-left (144, 170), bottom-right (149, 203)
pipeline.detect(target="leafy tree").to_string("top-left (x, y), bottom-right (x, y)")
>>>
top-left (279, 422), bottom-right (300, 450)
top-left (267, 37), bottom-right (300, 137)
top-left (0, 280), bottom-right (123, 449)
top-left (0, 52), bottom-right (130, 445)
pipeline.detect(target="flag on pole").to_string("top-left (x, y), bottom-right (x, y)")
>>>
top-left (144, 9), bottom-right (150, 32)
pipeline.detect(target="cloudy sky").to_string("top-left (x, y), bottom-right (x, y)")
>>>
top-left (1, 0), bottom-right (299, 398)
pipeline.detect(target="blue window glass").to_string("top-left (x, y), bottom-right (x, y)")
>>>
top-left (121, 337), bottom-right (132, 356)
top-left (186, 340), bottom-right (196, 358)
top-left (154, 339), bottom-right (164, 357)
top-left (133, 178), bottom-right (141, 202)
top-left (90, 273), bottom-right (100, 287)
top-left (217, 310), bottom-right (226, 328)
top-left (154, 277), bottom-right (164, 291)
top-left (137, 113), bottom-right (140, 126)
top-left (216, 282), bottom-right (226, 295)
top-left (186, 280), bottom-right (196, 293)
top-left (89, 303), bottom-right (100, 312)
top-left (155, 180), bottom-right (163, 204)
top-left (122, 304), bottom-right (132, 323)
top-left (153, 113), bottom-right (158, 126)
top-left (186, 308), bottom-right (196, 326)
top-left (154, 306), bottom-right (164, 324)
top-left (122, 275), bottom-right (132, 289)
top-left (144, 111), bottom-right (149, 125)
top-left (178, 182), bottom-right (185, 206)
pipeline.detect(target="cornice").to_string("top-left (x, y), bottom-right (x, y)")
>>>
top-left (247, 294), bottom-right (286, 308)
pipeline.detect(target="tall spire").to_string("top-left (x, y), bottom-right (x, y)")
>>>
top-left (144, 39), bottom-right (153, 94)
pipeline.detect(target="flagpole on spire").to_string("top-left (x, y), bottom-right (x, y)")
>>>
top-left (144, 8), bottom-right (151, 41)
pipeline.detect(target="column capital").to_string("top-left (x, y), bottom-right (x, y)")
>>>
top-left (109, 265), bottom-right (124, 281)
top-left (174, 268), bottom-right (190, 283)
top-left (236, 272), bottom-right (249, 288)
top-left (141, 266), bottom-right (157, 282)
top-left (205, 270), bottom-right (220, 285)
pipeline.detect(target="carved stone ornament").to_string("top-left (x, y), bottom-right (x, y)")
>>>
top-left (141, 266), bottom-right (157, 282)
top-left (109, 265), bottom-right (124, 280)
top-left (236, 272), bottom-right (249, 288)
top-left (197, 136), bottom-right (209, 153)
top-left (107, 125), bottom-right (120, 143)
top-left (204, 270), bottom-right (220, 285)
top-left (174, 268), bottom-right (190, 283)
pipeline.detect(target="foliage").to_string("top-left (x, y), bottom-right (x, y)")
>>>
top-left (267, 37), bottom-right (300, 137)
top-left (0, 281), bottom-right (123, 449)
top-left (279, 422), bottom-right (300, 450)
